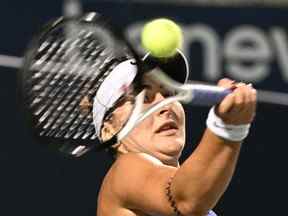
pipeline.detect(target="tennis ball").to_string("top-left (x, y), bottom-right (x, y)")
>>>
top-left (141, 18), bottom-right (183, 58)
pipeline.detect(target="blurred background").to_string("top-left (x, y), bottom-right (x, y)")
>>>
top-left (1, 0), bottom-right (288, 215)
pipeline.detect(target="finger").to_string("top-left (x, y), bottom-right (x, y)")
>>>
top-left (216, 92), bottom-right (235, 115)
top-left (246, 84), bottom-right (254, 105)
top-left (235, 82), bottom-right (246, 88)
top-left (239, 85), bottom-right (257, 122)
top-left (229, 85), bottom-right (247, 114)
top-left (240, 85), bottom-right (254, 114)
top-left (248, 86), bottom-right (257, 116)
top-left (244, 84), bottom-right (256, 108)
top-left (217, 78), bottom-right (236, 89)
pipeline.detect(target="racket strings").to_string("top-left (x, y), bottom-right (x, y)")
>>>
top-left (30, 38), bottom-right (81, 107)
top-left (28, 24), bottom-right (127, 140)
top-left (31, 29), bottom-right (101, 85)
top-left (44, 56), bottom-right (119, 138)
top-left (32, 41), bottom-right (92, 116)
top-left (38, 58), bottom-right (116, 138)
top-left (31, 31), bottom-right (94, 95)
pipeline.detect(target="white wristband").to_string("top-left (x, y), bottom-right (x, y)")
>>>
top-left (206, 107), bottom-right (251, 142)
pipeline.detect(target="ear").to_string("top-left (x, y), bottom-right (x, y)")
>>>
top-left (101, 118), bottom-right (116, 142)
top-left (79, 96), bottom-right (92, 114)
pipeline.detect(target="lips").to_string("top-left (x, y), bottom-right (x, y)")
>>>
top-left (155, 121), bottom-right (179, 133)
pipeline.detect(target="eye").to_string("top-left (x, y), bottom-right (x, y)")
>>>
top-left (144, 92), bottom-right (153, 103)
top-left (161, 88), bottom-right (177, 97)
top-left (142, 83), bottom-right (152, 90)
top-left (162, 91), bottom-right (172, 97)
top-left (104, 112), bottom-right (113, 122)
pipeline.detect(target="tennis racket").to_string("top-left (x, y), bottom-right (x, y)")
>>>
top-left (19, 10), bottom-right (147, 157)
top-left (18, 6), bottom-right (188, 157)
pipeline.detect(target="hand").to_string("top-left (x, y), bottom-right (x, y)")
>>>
top-left (215, 78), bottom-right (257, 125)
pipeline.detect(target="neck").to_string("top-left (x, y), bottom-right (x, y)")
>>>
top-left (117, 142), bottom-right (180, 167)
top-left (157, 153), bottom-right (180, 167)
top-left (164, 158), bottom-right (179, 167)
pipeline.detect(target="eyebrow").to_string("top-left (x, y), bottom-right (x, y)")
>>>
top-left (142, 83), bottom-right (153, 90)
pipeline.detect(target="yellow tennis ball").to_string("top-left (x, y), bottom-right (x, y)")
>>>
top-left (141, 18), bottom-right (183, 58)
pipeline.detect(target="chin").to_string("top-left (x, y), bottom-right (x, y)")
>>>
top-left (157, 137), bottom-right (185, 157)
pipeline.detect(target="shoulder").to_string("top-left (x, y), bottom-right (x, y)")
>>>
top-left (98, 153), bottom-right (178, 215)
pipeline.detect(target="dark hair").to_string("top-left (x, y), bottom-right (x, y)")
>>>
top-left (105, 146), bottom-right (118, 161)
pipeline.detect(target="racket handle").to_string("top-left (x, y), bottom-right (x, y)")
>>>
top-left (189, 87), bottom-right (232, 106)
top-left (147, 69), bottom-right (233, 106)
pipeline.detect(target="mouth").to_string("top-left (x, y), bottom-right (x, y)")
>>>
top-left (155, 121), bottom-right (179, 134)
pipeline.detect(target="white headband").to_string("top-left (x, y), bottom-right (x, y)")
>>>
top-left (92, 59), bottom-right (137, 136)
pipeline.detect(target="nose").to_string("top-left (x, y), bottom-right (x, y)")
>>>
top-left (153, 93), bottom-right (174, 117)
top-left (158, 107), bottom-right (172, 115)
top-left (154, 92), bottom-right (165, 102)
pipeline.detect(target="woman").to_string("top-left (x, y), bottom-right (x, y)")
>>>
top-left (95, 70), bottom-right (256, 216)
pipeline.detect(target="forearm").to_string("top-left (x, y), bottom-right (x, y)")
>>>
top-left (172, 128), bottom-right (242, 215)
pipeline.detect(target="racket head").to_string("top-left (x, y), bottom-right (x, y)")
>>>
top-left (20, 11), bottom-right (143, 157)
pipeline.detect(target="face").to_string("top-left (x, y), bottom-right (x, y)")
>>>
top-left (102, 76), bottom-right (186, 164)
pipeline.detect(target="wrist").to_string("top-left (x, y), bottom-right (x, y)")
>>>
top-left (206, 107), bottom-right (251, 142)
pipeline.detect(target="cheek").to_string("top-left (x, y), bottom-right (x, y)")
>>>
top-left (176, 102), bottom-right (185, 123)
top-left (127, 118), bottom-right (154, 141)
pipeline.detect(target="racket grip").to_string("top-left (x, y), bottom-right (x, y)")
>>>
top-left (190, 88), bottom-right (232, 106)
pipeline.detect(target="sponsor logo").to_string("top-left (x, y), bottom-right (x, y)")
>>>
top-left (127, 22), bottom-right (288, 84)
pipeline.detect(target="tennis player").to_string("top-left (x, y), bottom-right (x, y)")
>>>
top-left (92, 57), bottom-right (256, 216)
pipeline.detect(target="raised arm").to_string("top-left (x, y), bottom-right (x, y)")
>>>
top-left (171, 79), bottom-right (256, 215)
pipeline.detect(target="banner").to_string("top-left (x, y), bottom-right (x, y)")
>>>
top-left (84, 2), bottom-right (288, 93)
